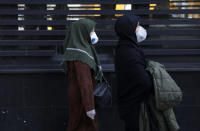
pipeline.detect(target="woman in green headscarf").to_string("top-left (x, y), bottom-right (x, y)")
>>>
top-left (62, 19), bottom-right (103, 131)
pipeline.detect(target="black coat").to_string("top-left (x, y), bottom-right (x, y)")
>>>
top-left (114, 14), bottom-right (153, 117)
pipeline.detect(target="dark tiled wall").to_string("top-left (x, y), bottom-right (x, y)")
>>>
top-left (0, 71), bottom-right (199, 131)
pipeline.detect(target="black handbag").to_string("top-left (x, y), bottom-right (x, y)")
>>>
top-left (93, 76), bottom-right (112, 108)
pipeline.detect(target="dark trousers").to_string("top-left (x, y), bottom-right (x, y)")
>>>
top-left (119, 72), bottom-right (155, 131)
top-left (120, 103), bottom-right (159, 131)
top-left (121, 106), bottom-right (140, 131)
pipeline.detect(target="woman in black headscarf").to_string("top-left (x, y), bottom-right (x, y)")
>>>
top-left (114, 14), bottom-right (153, 131)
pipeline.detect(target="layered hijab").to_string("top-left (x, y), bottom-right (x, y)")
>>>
top-left (62, 19), bottom-right (103, 82)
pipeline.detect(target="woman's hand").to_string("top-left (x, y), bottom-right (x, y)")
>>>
top-left (86, 109), bottom-right (96, 120)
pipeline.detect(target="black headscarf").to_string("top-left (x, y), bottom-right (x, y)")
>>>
top-left (115, 13), bottom-right (139, 46)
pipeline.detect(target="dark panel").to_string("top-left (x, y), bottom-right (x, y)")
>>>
top-left (0, 74), bottom-right (23, 107)
top-left (0, 71), bottom-right (200, 131)
top-left (0, 50), bottom-right (56, 56)
top-left (0, 0), bottom-right (159, 4)
top-left (1, 40), bottom-right (200, 47)
top-left (1, 29), bottom-right (200, 36)
top-left (0, 19), bottom-right (199, 26)
top-left (0, 9), bottom-right (200, 15)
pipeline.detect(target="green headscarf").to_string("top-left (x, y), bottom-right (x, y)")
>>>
top-left (62, 19), bottom-right (103, 82)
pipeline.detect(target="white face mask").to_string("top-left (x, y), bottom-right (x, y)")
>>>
top-left (136, 26), bottom-right (147, 43)
top-left (90, 32), bottom-right (99, 45)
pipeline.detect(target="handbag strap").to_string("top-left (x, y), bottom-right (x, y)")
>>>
top-left (93, 60), bottom-right (110, 84)
top-left (102, 75), bottom-right (108, 83)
